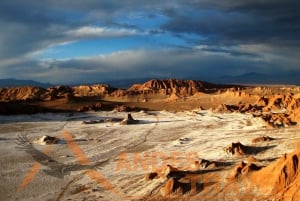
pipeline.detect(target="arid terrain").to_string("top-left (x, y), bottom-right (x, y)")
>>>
top-left (1, 79), bottom-right (300, 201)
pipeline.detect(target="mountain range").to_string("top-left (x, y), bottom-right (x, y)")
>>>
top-left (0, 79), bottom-right (52, 88)
top-left (217, 72), bottom-right (299, 85)
top-left (0, 72), bottom-right (299, 88)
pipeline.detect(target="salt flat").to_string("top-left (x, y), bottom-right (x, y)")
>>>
top-left (0, 110), bottom-right (299, 200)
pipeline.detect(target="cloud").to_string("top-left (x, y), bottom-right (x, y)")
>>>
top-left (66, 26), bottom-right (138, 38)
top-left (162, 1), bottom-right (300, 46)
top-left (2, 47), bottom-right (295, 84)
top-left (0, 0), bottom-right (299, 84)
top-left (0, 0), bottom-right (145, 61)
top-left (195, 45), bottom-right (261, 58)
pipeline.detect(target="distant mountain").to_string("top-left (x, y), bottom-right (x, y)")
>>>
top-left (0, 79), bottom-right (53, 88)
top-left (218, 72), bottom-right (300, 85)
top-left (219, 72), bottom-right (269, 84)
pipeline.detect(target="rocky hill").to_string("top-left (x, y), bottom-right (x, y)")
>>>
top-left (0, 79), bottom-right (238, 102)
top-left (214, 92), bottom-right (300, 128)
top-left (0, 86), bottom-right (46, 101)
top-left (249, 145), bottom-right (300, 200)
top-left (0, 84), bottom-right (113, 102)
top-left (128, 79), bottom-right (237, 95)
top-left (1, 79), bottom-right (300, 127)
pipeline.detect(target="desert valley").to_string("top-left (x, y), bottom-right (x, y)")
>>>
top-left (0, 79), bottom-right (300, 201)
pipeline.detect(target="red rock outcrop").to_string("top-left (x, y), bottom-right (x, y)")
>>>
top-left (160, 178), bottom-right (184, 196)
top-left (289, 107), bottom-right (300, 123)
top-left (261, 113), bottom-right (296, 128)
top-left (72, 84), bottom-right (111, 97)
top-left (227, 161), bottom-right (262, 180)
top-left (109, 89), bottom-right (127, 97)
top-left (214, 92), bottom-right (300, 127)
top-left (0, 79), bottom-right (241, 104)
top-left (76, 102), bottom-right (102, 112)
top-left (252, 136), bottom-right (274, 143)
top-left (128, 79), bottom-right (233, 96)
top-left (0, 84), bottom-right (113, 102)
top-left (43, 86), bottom-right (74, 100)
top-left (0, 86), bottom-right (46, 101)
top-left (249, 145), bottom-right (300, 200)
top-left (214, 103), bottom-right (262, 113)
top-left (224, 142), bottom-right (250, 156)
top-left (113, 105), bottom-right (128, 112)
top-left (257, 93), bottom-right (300, 113)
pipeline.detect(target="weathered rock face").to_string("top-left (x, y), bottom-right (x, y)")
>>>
top-left (227, 161), bottom-right (262, 180)
top-left (109, 89), bottom-right (127, 97)
top-left (0, 84), bottom-right (113, 102)
top-left (76, 102), bottom-right (102, 112)
top-left (224, 142), bottom-right (249, 156)
top-left (127, 79), bottom-right (227, 96)
top-left (0, 86), bottom-right (46, 101)
top-left (214, 93), bottom-right (300, 127)
top-left (0, 79), bottom-right (239, 103)
top-left (72, 84), bottom-right (111, 97)
top-left (254, 93), bottom-right (300, 113)
top-left (261, 113), bottom-right (296, 128)
top-left (249, 146), bottom-right (300, 200)
top-left (214, 103), bottom-right (262, 113)
top-left (113, 105), bottom-right (128, 112)
top-left (43, 86), bottom-right (74, 100)
top-left (252, 136), bottom-right (274, 143)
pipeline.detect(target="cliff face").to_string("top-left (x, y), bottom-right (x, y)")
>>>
top-left (72, 84), bottom-right (111, 97)
top-left (214, 92), bottom-right (300, 127)
top-left (0, 84), bottom-right (113, 102)
top-left (0, 86), bottom-right (46, 101)
top-left (127, 79), bottom-right (227, 95)
top-left (250, 146), bottom-right (300, 200)
top-left (0, 79), bottom-right (235, 102)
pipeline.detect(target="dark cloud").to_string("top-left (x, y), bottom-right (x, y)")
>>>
top-left (162, 1), bottom-right (300, 46)
top-left (0, 0), bottom-right (299, 84)
top-left (2, 48), bottom-right (287, 84)
top-left (198, 46), bottom-right (261, 58)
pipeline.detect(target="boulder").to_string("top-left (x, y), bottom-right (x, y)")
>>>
top-left (32, 135), bottom-right (60, 145)
top-left (252, 136), bottom-right (274, 143)
top-left (224, 142), bottom-right (249, 156)
top-left (120, 114), bottom-right (139, 125)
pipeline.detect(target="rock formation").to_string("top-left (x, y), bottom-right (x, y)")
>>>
top-left (0, 86), bottom-right (46, 101)
top-left (72, 84), bottom-right (111, 97)
top-left (113, 105), bottom-right (128, 112)
top-left (1, 79), bottom-right (300, 121)
top-left (33, 135), bottom-right (61, 145)
top-left (252, 135), bottom-right (274, 143)
top-left (214, 92), bottom-right (300, 127)
top-left (227, 161), bottom-right (262, 180)
top-left (249, 146), bottom-right (300, 200)
top-left (77, 102), bottom-right (102, 112)
top-left (224, 142), bottom-right (249, 156)
top-left (127, 79), bottom-right (236, 96)
top-left (0, 84), bottom-right (113, 102)
top-left (120, 113), bottom-right (140, 125)
top-left (160, 178), bottom-right (184, 196)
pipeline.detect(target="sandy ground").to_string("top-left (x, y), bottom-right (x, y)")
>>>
top-left (0, 110), bottom-right (299, 201)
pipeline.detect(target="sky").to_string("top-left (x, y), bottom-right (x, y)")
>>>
top-left (0, 0), bottom-right (300, 84)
